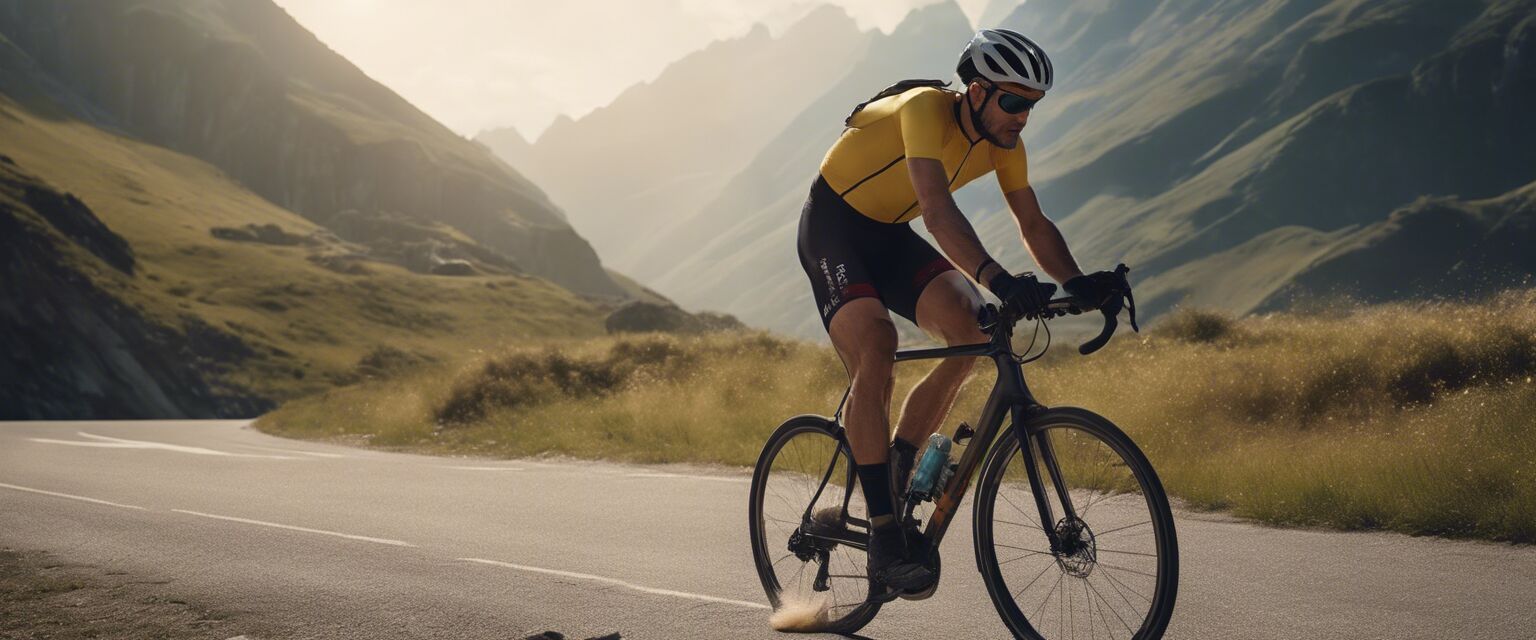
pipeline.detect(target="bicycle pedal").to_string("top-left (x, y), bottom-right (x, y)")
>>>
top-left (868, 584), bottom-right (902, 604)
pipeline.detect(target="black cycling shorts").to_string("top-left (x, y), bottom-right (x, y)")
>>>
top-left (797, 175), bottom-right (956, 331)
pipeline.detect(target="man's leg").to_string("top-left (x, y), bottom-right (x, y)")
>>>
top-left (826, 297), bottom-right (933, 596)
top-left (894, 271), bottom-right (988, 451)
top-left (827, 297), bottom-right (897, 467)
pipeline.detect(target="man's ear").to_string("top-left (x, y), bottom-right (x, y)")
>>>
top-left (967, 81), bottom-right (986, 100)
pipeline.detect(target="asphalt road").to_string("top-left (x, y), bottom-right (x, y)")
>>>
top-left (1, 420), bottom-right (1532, 639)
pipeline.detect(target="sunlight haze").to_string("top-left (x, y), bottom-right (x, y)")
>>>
top-left (273, 0), bottom-right (992, 139)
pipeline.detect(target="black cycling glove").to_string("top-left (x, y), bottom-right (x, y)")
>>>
top-left (987, 271), bottom-right (1050, 314)
top-left (1063, 271), bottom-right (1122, 311)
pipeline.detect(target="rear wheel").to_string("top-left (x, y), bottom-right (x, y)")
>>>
top-left (974, 407), bottom-right (1178, 639)
top-left (748, 415), bottom-right (880, 634)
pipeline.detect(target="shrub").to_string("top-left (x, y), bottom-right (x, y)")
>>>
top-left (1155, 307), bottom-right (1239, 343)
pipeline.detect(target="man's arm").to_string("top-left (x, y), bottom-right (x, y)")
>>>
top-left (1000, 186), bottom-right (1083, 285)
top-left (910, 158), bottom-right (1084, 287)
top-left (910, 158), bottom-right (997, 284)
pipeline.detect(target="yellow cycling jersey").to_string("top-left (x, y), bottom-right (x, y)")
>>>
top-left (819, 86), bottom-right (1030, 224)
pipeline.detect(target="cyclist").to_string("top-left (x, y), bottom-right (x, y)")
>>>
top-left (795, 28), bottom-right (1123, 599)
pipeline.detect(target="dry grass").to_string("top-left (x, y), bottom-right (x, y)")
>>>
top-left (259, 290), bottom-right (1536, 541)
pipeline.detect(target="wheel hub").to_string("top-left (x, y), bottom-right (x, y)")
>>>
top-left (1053, 517), bottom-right (1097, 578)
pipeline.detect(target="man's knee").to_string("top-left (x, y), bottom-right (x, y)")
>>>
top-left (851, 320), bottom-right (898, 377)
top-left (830, 303), bottom-right (898, 377)
top-left (935, 306), bottom-right (986, 346)
top-left (916, 272), bottom-right (988, 346)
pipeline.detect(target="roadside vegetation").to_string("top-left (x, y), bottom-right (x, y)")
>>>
top-left (258, 289), bottom-right (1536, 542)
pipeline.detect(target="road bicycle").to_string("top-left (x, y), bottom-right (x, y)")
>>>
top-left (748, 265), bottom-right (1178, 639)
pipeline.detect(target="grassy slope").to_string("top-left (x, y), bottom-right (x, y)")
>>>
top-left (259, 291), bottom-right (1536, 541)
top-left (0, 95), bottom-right (603, 402)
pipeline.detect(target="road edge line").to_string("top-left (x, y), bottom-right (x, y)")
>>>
top-left (0, 482), bottom-right (147, 510)
top-left (459, 557), bottom-right (770, 610)
top-left (171, 509), bottom-right (416, 547)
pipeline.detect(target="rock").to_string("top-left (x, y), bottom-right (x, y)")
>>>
top-left (429, 259), bottom-right (476, 276)
top-left (605, 301), bottom-right (744, 334)
top-left (209, 223), bottom-right (313, 246)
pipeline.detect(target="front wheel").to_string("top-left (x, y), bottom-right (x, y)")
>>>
top-left (748, 415), bottom-right (880, 634)
top-left (973, 407), bottom-right (1178, 640)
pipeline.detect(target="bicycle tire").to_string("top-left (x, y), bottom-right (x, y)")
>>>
top-left (748, 415), bottom-right (881, 634)
top-left (973, 407), bottom-right (1178, 640)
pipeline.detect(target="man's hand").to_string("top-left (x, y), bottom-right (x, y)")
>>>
top-left (1063, 271), bottom-right (1123, 311)
top-left (987, 271), bottom-right (1052, 314)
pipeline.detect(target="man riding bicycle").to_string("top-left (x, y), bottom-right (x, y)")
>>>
top-left (795, 28), bottom-right (1123, 599)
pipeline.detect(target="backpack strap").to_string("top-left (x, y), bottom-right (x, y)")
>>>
top-left (844, 79), bottom-right (952, 127)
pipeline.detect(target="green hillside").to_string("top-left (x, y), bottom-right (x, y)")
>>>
top-left (0, 92), bottom-right (604, 418)
top-left (0, 1), bottom-right (637, 418)
top-left (0, 0), bottom-right (622, 297)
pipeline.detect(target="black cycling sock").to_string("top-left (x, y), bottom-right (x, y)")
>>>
top-left (856, 463), bottom-right (897, 530)
top-left (891, 438), bottom-right (919, 495)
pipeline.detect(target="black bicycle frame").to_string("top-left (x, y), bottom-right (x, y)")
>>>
top-left (887, 321), bottom-right (1078, 553)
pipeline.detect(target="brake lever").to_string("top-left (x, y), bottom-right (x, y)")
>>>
top-left (1078, 263), bottom-right (1136, 354)
top-left (1118, 263), bottom-right (1139, 333)
top-left (1078, 304), bottom-right (1119, 355)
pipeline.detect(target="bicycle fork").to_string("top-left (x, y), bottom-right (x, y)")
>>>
top-left (1016, 405), bottom-right (1080, 556)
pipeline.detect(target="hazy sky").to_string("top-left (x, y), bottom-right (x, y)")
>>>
top-left (273, 0), bottom-right (993, 141)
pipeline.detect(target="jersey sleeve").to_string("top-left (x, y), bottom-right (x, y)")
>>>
top-left (992, 142), bottom-right (1031, 193)
top-left (897, 89), bottom-right (950, 160)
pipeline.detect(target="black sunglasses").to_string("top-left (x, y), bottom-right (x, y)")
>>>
top-left (996, 89), bottom-right (1041, 114)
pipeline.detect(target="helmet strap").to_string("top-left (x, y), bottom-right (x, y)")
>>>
top-left (965, 84), bottom-right (1006, 147)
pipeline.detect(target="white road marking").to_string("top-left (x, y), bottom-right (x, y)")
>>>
top-left (239, 445), bottom-right (349, 458)
top-left (459, 557), bottom-right (770, 610)
top-left (443, 466), bottom-right (526, 472)
top-left (624, 472), bottom-right (750, 484)
top-left (0, 482), bottom-right (146, 510)
top-left (23, 432), bottom-right (296, 459)
top-left (171, 509), bottom-right (416, 547)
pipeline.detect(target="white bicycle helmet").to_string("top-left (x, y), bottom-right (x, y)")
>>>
top-left (959, 28), bottom-right (1053, 91)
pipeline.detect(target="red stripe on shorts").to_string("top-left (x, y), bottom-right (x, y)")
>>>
top-left (913, 258), bottom-right (956, 290)
top-left (842, 283), bottom-right (879, 300)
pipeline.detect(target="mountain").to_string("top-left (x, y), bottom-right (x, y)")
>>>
top-left (475, 126), bottom-right (537, 182)
top-left (0, 0), bottom-right (627, 418)
top-left (607, 0), bottom-right (1536, 338)
top-left (0, 0), bottom-right (622, 297)
top-left (1154, 180), bottom-right (1536, 316)
top-left (999, 0), bottom-right (1536, 315)
top-left (476, 5), bottom-right (873, 270)
top-left (632, 0), bottom-right (980, 336)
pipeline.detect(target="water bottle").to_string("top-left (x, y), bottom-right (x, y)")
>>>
top-left (908, 433), bottom-right (952, 501)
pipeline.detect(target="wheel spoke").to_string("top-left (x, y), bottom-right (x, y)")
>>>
top-left (1095, 520), bottom-right (1151, 537)
top-left (1097, 560), bottom-right (1157, 580)
top-left (998, 550), bottom-right (1052, 566)
top-left (1031, 571), bottom-right (1064, 624)
top-left (999, 484), bottom-right (1043, 530)
top-left (1086, 572), bottom-right (1135, 634)
top-left (994, 542), bottom-right (1051, 554)
top-left (1100, 565), bottom-right (1153, 604)
top-left (1096, 547), bottom-right (1157, 558)
top-left (1012, 560), bottom-right (1057, 600)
